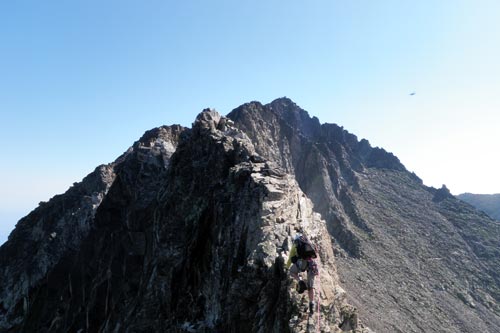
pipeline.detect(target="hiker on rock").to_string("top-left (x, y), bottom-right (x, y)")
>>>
top-left (286, 233), bottom-right (319, 314)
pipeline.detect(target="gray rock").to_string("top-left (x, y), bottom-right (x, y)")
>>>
top-left (0, 112), bottom-right (354, 332)
top-left (0, 125), bottom-right (185, 332)
top-left (228, 98), bottom-right (500, 333)
top-left (1, 98), bottom-right (499, 333)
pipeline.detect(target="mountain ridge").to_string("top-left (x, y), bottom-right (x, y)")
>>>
top-left (457, 193), bottom-right (500, 221)
top-left (228, 98), bottom-right (500, 332)
top-left (1, 98), bottom-right (499, 332)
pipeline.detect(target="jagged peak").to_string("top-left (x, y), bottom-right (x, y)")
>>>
top-left (432, 184), bottom-right (454, 202)
top-left (266, 97), bottom-right (319, 125)
top-left (192, 109), bottom-right (241, 138)
top-left (136, 124), bottom-right (186, 147)
top-left (194, 108), bottom-right (222, 130)
top-left (3, 98), bottom-right (500, 333)
top-left (267, 96), bottom-right (298, 108)
top-left (230, 98), bottom-right (320, 141)
top-left (229, 98), bottom-right (407, 173)
top-left (321, 122), bottom-right (360, 147)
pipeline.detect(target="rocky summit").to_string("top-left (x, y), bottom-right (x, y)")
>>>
top-left (1, 98), bottom-right (499, 333)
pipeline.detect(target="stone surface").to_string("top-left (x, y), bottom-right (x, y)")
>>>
top-left (1, 98), bottom-right (499, 332)
top-left (0, 124), bottom-right (185, 331)
top-left (228, 98), bottom-right (500, 333)
top-left (0, 112), bottom-right (363, 332)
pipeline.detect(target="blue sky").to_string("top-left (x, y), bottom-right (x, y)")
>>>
top-left (1, 0), bottom-right (499, 244)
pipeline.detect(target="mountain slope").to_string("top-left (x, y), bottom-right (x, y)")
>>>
top-left (1, 98), bottom-right (499, 333)
top-left (457, 193), bottom-right (500, 221)
top-left (0, 111), bottom-right (366, 332)
top-left (0, 125), bottom-right (185, 331)
top-left (228, 98), bottom-right (500, 332)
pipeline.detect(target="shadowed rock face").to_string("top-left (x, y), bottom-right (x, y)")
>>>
top-left (1, 98), bottom-right (499, 333)
top-left (228, 98), bottom-right (500, 333)
top-left (0, 111), bottom-right (366, 333)
top-left (0, 124), bottom-right (185, 331)
top-left (227, 98), bottom-right (407, 259)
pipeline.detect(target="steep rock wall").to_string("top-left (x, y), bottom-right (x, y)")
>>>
top-left (228, 98), bottom-right (500, 332)
top-left (0, 112), bottom-right (368, 332)
top-left (0, 125), bottom-right (185, 331)
top-left (2, 97), bottom-right (499, 333)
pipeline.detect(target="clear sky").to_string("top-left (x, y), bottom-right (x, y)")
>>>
top-left (1, 0), bottom-right (499, 244)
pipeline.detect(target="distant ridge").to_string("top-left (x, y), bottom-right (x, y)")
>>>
top-left (457, 193), bottom-right (500, 220)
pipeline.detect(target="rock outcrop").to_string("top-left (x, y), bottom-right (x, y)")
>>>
top-left (0, 110), bottom-right (369, 332)
top-left (228, 98), bottom-right (500, 333)
top-left (0, 124), bottom-right (185, 331)
top-left (1, 98), bottom-right (499, 333)
top-left (227, 98), bottom-right (407, 259)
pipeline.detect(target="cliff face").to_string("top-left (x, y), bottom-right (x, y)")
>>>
top-left (227, 98), bottom-right (500, 332)
top-left (227, 98), bottom-right (409, 260)
top-left (0, 110), bottom-right (364, 332)
top-left (1, 98), bottom-right (499, 333)
top-left (0, 125), bottom-right (185, 331)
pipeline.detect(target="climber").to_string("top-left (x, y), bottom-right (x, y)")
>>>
top-left (286, 233), bottom-right (318, 314)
